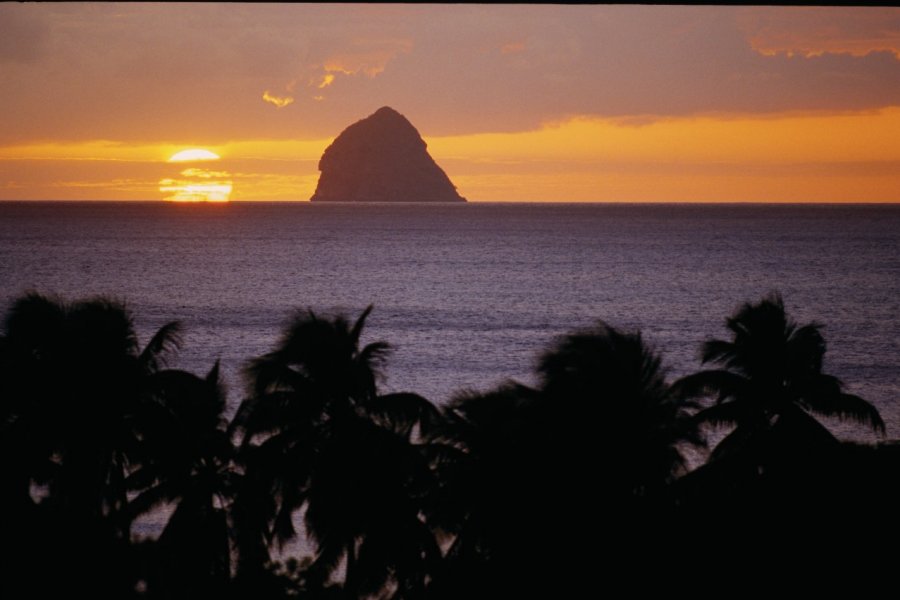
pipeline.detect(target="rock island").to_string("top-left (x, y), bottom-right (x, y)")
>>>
top-left (310, 106), bottom-right (467, 203)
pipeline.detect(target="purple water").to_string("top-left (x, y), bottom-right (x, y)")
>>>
top-left (1, 201), bottom-right (898, 443)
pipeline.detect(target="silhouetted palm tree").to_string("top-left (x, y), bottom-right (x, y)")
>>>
top-left (535, 322), bottom-right (705, 591)
top-left (1, 294), bottom-right (183, 524)
top-left (127, 362), bottom-right (235, 597)
top-left (669, 296), bottom-right (889, 589)
top-left (231, 305), bottom-right (441, 598)
top-left (422, 382), bottom-right (539, 599)
top-left (537, 322), bottom-right (703, 498)
top-left (428, 322), bottom-right (702, 597)
top-left (0, 292), bottom-right (183, 595)
top-left (672, 293), bottom-right (884, 461)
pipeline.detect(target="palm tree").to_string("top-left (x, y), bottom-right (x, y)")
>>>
top-left (537, 322), bottom-right (705, 592)
top-left (0, 293), bottom-right (183, 523)
top-left (231, 305), bottom-right (441, 598)
top-left (669, 296), bottom-right (889, 586)
top-left (427, 322), bottom-right (703, 597)
top-left (672, 293), bottom-right (884, 462)
top-left (126, 362), bottom-right (235, 597)
top-left (422, 382), bottom-right (539, 599)
top-left (536, 321), bottom-right (703, 499)
top-left (0, 292), bottom-right (183, 595)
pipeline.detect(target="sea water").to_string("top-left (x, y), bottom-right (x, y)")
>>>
top-left (1, 201), bottom-right (898, 442)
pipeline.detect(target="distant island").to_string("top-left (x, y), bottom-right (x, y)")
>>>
top-left (310, 106), bottom-right (467, 203)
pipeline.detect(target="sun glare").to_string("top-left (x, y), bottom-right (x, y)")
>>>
top-left (168, 148), bottom-right (221, 162)
top-left (161, 148), bottom-right (232, 201)
top-left (159, 180), bottom-right (233, 202)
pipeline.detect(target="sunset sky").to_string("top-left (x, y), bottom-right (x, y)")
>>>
top-left (2, 4), bottom-right (900, 202)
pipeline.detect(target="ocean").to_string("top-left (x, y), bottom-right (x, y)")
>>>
top-left (1, 201), bottom-right (898, 443)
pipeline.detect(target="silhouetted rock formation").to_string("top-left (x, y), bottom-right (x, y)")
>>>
top-left (310, 106), bottom-right (466, 203)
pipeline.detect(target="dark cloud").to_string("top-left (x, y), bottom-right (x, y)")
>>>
top-left (0, 4), bottom-right (899, 145)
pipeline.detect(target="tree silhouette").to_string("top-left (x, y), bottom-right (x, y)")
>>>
top-left (1, 290), bottom-right (895, 596)
top-left (0, 293), bottom-right (184, 596)
top-left (672, 293), bottom-right (884, 461)
top-left (535, 322), bottom-right (704, 590)
top-left (231, 306), bottom-right (441, 598)
top-left (127, 362), bottom-right (235, 598)
top-left (537, 322), bottom-right (703, 498)
top-left (422, 382), bottom-right (539, 599)
top-left (670, 294), bottom-right (889, 589)
top-left (428, 322), bottom-right (703, 597)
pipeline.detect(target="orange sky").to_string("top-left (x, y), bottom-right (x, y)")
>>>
top-left (1, 4), bottom-right (899, 202)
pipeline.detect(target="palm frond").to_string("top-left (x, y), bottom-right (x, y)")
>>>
top-left (350, 304), bottom-right (375, 342)
top-left (69, 296), bottom-right (140, 357)
top-left (419, 439), bottom-right (469, 466)
top-left (670, 369), bottom-right (747, 402)
top-left (700, 339), bottom-right (735, 366)
top-left (359, 340), bottom-right (392, 370)
top-left (205, 360), bottom-right (224, 398)
top-left (351, 305), bottom-right (375, 345)
top-left (228, 396), bottom-right (258, 442)
top-left (3, 292), bottom-right (66, 343)
top-left (786, 323), bottom-right (826, 372)
top-left (366, 392), bottom-right (442, 438)
top-left (804, 390), bottom-right (885, 435)
top-left (139, 320), bottom-right (182, 373)
top-left (694, 401), bottom-right (752, 429)
top-left (125, 464), bottom-right (161, 492)
top-left (126, 479), bottom-right (177, 521)
top-left (246, 352), bottom-right (311, 397)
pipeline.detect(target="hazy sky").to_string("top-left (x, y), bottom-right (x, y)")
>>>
top-left (2, 3), bottom-right (900, 202)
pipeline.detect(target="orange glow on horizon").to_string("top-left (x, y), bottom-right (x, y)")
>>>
top-left (158, 179), bottom-right (233, 202)
top-left (428, 108), bottom-right (900, 166)
top-left (425, 108), bottom-right (900, 202)
top-left (1, 110), bottom-right (900, 202)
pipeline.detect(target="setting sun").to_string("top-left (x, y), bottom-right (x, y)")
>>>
top-left (168, 148), bottom-right (221, 162)
top-left (161, 148), bottom-right (232, 201)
